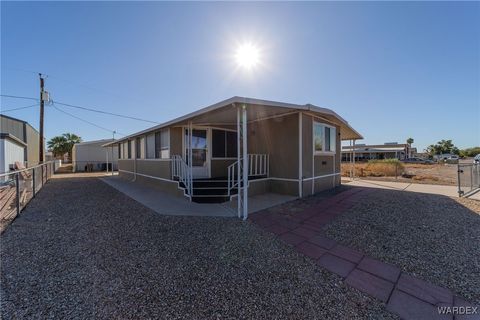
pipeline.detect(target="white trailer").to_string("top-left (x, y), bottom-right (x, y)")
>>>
top-left (72, 139), bottom-right (118, 172)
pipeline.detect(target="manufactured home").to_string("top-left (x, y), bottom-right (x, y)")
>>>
top-left (104, 97), bottom-right (362, 219)
top-left (72, 139), bottom-right (118, 172)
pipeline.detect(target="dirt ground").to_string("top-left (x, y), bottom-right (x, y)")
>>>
top-left (342, 162), bottom-right (460, 186)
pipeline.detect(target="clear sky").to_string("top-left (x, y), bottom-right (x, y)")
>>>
top-left (1, 1), bottom-right (479, 151)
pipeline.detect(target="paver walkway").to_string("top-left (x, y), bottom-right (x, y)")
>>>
top-left (250, 187), bottom-right (480, 320)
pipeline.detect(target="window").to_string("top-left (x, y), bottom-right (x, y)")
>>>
top-left (146, 133), bottom-right (155, 159)
top-left (212, 129), bottom-right (237, 158)
top-left (313, 122), bottom-right (336, 153)
top-left (139, 136), bottom-right (145, 159)
top-left (155, 129), bottom-right (170, 159)
top-left (123, 141), bottom-right (128, 159)
top-left (127, 140), bottom-right (132, 159)
top-left (119, 143), bottom-right (123, 159)
top-left (136, 138), bottom-right (141, 159)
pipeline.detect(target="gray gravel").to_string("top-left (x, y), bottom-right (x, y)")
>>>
top-left (1, 177), bottom-right (397, 319)
top-left (323, 188), bottom-right (480, 305)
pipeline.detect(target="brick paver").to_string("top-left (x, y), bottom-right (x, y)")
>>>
top-left (387, 289), bottom-right (453, 320)
top-left (396, 273), bottom-right (453, 305)
top-left (316, 253), bottom-right (356, 278)
top-left (357, 256), bottom-right (401, 283)
top-left (296, 241), bottom-right (327, 259)
top-left (345, 269), bottom-right (394, 302)
top-left (250, 187), bottom-right (477, 320)
top-left (329, 244), bottom-right (364, 263)
top-left (279, 232), bottom-right (307, 246)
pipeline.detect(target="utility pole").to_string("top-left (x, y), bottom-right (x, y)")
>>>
top-left (39, 73), bottom-right (45, 163)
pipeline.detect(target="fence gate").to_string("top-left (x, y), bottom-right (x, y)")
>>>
top-left (457, 163), bottom-right (480, 197)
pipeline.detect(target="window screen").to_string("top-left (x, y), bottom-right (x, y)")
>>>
top-left (212, 130), bottom-right (226, 158)
top-left (212, 129), bottom-right (237, 158)
top-left (314, 123), bottom-right (324, 152)
top-left (146, 133), bottom-right (155, 159)
top-left (226, 131), bottom-right (237, 157)
top-left (136, 138), bottom-right (141, 158)
top-left (325, 127), bottom-right (331, 151)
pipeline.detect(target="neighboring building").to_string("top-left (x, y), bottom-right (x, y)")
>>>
top-left (104, 97), bottom-right (362, 218)
top-left (0, 133), bottom-right (27, 173)
top-left (341, 142), bottom-right (413, 162)
top-left (72, 139), bottom-right (118, 172)
top-left (0, 115), bottom-right (41, 172)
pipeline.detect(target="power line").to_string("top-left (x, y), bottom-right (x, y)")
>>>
top-left (52, 104), bottom-right (125, 136)
top-left (0, 103), bottom-right (39, 113)
top-left (1, 94), bottom-right (160, 124)
top-left (53, 100), bottom-right (160, 124)
top-left (0, 94), bottom-right (39, 102)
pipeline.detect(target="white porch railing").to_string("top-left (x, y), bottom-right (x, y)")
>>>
top-left (171, 155), bottom-right (192, 197)
top-left (227, 154), bottom-right (269, 196)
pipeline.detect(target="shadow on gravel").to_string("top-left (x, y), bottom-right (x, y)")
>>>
top-left (0, 177), bottom-right (397, 319)
top-left (322, 187), bottom-right (480, 305)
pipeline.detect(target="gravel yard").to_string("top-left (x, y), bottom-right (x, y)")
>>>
top-left (323, 189), bottom-right (480, 305)
top-left (0, 177), bottom-right (397, 319)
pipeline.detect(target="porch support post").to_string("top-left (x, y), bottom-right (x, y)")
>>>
top-left (242, 105), bottom-right (248, 220)
top-left (298, 112), bottom-right (303, 198)
top-left (237, 106), bottom-right (241, 218)
top-left (189, 121), bottom-right (193, 200)
top-left (353, 139), bottom-right (356, 179)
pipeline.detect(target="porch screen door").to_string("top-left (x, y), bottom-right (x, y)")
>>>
top-left (185, 129), bottom-right (209, 178)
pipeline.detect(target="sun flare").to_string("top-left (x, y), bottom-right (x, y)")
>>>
top-left (235, 43), bottom-right (260, 70)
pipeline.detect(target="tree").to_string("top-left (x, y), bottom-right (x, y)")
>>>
top-left (47, 133), bottom-right (82, 160)
top-left (459, 147), bottom-right (480, 158)
top-left (406, 138), bottom-right (414, 157)
top-left (47, 136), bottom-right (68, 157)
top-left (426, 139), bottom-right (459, 156)
top-left (63, 133), bottom-right (82, 159)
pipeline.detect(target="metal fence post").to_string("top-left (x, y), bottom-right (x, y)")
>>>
top-left (471, 165), bottom-right (474, 193)
top-left (15, 173), bottom-right (20, 215)
top-left (32, 167), bottom-right (36, 197)
top-left (457, 164), bottom-right (463, 197)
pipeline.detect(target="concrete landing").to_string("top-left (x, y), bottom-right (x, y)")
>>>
top-left (101, 176), bottom-right (236, 217)
top-left (100, 176), bottom-right (297, 217)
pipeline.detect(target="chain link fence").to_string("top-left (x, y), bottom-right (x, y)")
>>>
top-left (457, 163), bottom-right (480, 197)
top-left (1, 162), bottom-right (55, 231)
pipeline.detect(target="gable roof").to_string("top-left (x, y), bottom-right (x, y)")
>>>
top-left (104, 96), bottom-right (363, 146)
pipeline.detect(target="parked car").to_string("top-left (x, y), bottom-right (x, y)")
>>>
top-left (401, 157), bottom-right (434, 164)
top-left (474, 154), bottom-right (480, 164)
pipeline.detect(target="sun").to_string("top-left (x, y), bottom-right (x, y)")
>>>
top-left (235, 43), bottom-right (260, 70)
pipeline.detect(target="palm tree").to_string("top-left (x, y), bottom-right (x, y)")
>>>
top-left (406, 138), bottom-right (414, 157)
top-left (47, 136), bottom-right (68, 158)
top-left (47, 133), bottom-right (82, 160)
top-left (62, 133), bottom-right (82, 161)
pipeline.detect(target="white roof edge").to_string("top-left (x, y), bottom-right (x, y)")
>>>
top-left (104, 96), bottom-right (363, 146)
top-left (74, 139), bottom-right (114, 147)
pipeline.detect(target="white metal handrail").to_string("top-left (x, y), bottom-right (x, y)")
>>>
top-left (248, 154), bottom-right (269, 177)
top-left (227, 161), bottom-right (239, 196)
top-left (227, 154), bottom-right (269, 196)
top-left (171, 155), bottom-right (192, 197)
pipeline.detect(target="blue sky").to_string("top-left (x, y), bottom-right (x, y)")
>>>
top-left (1, 1), bottom-right (479, 151)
